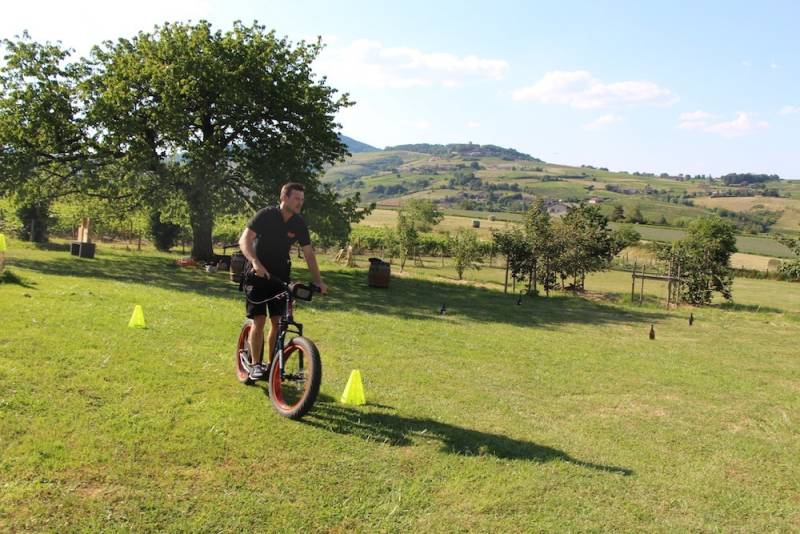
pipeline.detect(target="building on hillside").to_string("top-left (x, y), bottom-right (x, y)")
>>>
top-left (546, 201), bottom-right (574, 217)
top-left (587, 196), bottom-right (604, 204)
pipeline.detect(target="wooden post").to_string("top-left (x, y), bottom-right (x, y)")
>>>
top-left (631, 261), bottom-right (637, 301)
top-left (666, 261), bottom-right (672, 309)
top-left (639, 266), bottom-right (645, 305)
top-left (504, 257), bottom-right (509, 294)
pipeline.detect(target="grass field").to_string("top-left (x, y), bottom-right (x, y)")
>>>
top-left (1, 241), bottom-right (799, 531)
top-left (693, 195), bottom-right (800, 232)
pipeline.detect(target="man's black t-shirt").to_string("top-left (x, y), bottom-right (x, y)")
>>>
top-left (247, 206), bottom-right (311, 280)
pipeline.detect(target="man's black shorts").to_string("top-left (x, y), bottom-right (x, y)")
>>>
top-left (244, 276), bottom-right (288, 318)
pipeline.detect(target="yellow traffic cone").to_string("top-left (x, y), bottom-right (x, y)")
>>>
top-left (128, 304), bottom-right (146, 328)
top-left (340, 369), bottom-right (366, 405)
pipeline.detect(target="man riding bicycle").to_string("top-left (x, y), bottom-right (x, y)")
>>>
top-left (238, 183), bottom-right (328, 380)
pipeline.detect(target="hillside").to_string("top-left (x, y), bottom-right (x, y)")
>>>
top-left (384, 143), bottom-right (541, 161)
top-left (323, 148), bottom-right (800, 237)
top-left (340, 134), bottom-right (380, 153)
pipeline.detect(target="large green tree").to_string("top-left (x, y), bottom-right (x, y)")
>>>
top-left (2, 23), bottom-right (364, 257)
top-left (0, 34), bottom-right (91, 241)
top-left (83, 21), bottom-right (356, 259)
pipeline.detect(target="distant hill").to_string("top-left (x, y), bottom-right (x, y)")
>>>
top-left (323, 146), bottom-right (800, 236)
top-left (340, 135), bottom-right (380, 153)
top-left (384, 143), bottom-right (542, 162)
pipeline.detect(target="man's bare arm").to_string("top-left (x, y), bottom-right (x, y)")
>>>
top-left (302, 244), bottom-right (328, 294)
top-left (239, 228), bottom-right (269, 278)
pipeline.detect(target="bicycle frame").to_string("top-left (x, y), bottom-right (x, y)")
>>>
top-left (271, 292), bottom-right (305, 380)
top-left (241, 270), bottom-right (317, 379)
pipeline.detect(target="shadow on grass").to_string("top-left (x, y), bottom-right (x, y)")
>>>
top-left (9, 249), bottom-right (665, 328)
top-left (1, 269), bottom-right (37, 288)
top-left (314, 269), bottom-right (666, 328)
top-left (32, 241), bottom-right (71, 252)
top-left (8, 249), bottom-right (238, 300)
top-left (302, 395), bottom-right (632, 475)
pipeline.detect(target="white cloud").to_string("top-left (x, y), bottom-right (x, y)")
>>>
top-left (315, 39), bottom-right (509, 89)
top-left (779, 105), bottom-right (800, 115)
top-left (512, 70), bottom-right (678, 108)
top-left (678, 111), bottom-right (768, 138)
top-left (583, 114), bottom-right (621, 130)
top-left (741, 60), bottom-right (752, 67)
top-left (770, 62), bottom-right (781, 70)
top-left (466, 121), bottom-right (481, 128)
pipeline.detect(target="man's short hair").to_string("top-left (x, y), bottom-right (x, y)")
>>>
top-left (281, 182), bottom-right (305, 198)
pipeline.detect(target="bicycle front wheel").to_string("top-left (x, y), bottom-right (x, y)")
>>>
top-left (268, 336), bottom-right (321, 419)
top-left (235, 319), bottom-right (254, 384)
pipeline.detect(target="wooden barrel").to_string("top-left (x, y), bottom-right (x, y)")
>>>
top-left (368, 257), bottom-right (390, 288)
top-left (230, 252), bottom-right (246, 283)
top-left (216, 254), bottom-right (232, 271)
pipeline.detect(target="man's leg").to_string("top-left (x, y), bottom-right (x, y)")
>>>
top-left (249, 314), bottom-right (267, 365)
top-left (266, 315), bottom-right (281, 364)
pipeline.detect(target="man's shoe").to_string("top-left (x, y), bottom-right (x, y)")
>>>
top-left (249, 363), bottom-right (265, 380)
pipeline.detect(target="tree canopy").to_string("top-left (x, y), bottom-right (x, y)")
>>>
top-left (1, 22), bottom-right (368, 256)
top-left (657, 216), bottom-right (737, 304)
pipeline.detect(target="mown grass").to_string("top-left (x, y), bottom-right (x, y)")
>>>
top-left (1, 242), bottom-right (799, 531)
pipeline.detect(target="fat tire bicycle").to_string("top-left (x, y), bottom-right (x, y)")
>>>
top-left (235, 274), bottom-right (322, 420)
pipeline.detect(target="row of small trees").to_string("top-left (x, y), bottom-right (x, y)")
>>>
top-left (346, 200), bottom-right (489, 279)
top-left (492, 199), bottom-right (640, 295)
top-left (348, 198), bottom-right (753, 305)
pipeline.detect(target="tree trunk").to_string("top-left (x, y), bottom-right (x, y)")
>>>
top-left (17, 201), bottom-right (50, 243)
top-left (545, 263), bottom-right (550, 297)
top-left (187, 189), bottom-right (215, 261)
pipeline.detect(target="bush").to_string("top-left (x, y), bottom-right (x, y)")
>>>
top-left (148, 210), bottom-right (182, 252)
top-left (16, 201), bottom-right (51, 242)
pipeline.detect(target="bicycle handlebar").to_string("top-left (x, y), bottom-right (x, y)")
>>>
top-left (244, 271), bottom-right (320, 304)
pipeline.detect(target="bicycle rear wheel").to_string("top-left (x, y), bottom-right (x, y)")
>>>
top-left (235, 319), bottom-right (254, 384)
top-left (268, 336), bottom-right (321, 419)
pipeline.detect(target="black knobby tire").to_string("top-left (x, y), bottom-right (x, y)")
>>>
top-left (235, 319), bottom-right (254, 384)
top-left (268, 336), bottom-right (321, 419)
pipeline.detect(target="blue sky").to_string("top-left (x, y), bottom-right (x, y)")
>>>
top-left (3, 0), bottom-right (799, 178)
